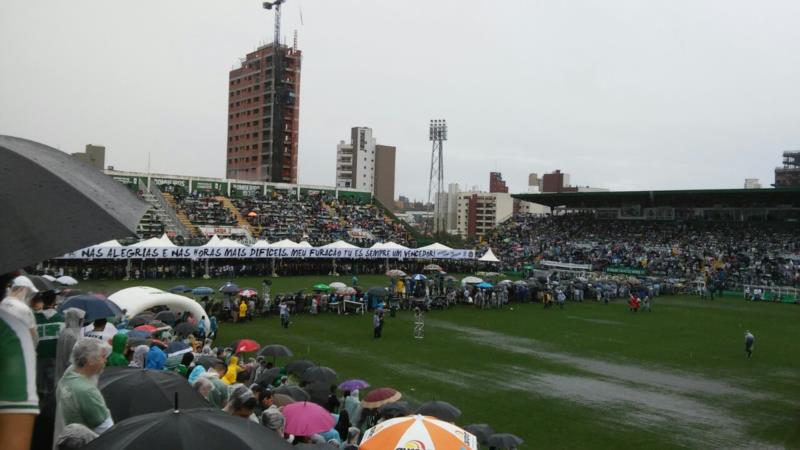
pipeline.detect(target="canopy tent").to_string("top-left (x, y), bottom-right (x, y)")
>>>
top-left (109, 286), bottom-right (210, 331)
top-left (321, 240), bottom-right (359, 249)
top-left (96, 240), bottom-right (123, 248)
top-left (296, 241), bottom-right (313, 248)
top-left (251, 239), bottom-right (270, 248)
top-left (418, 242), bottom-right (452, 251)
top-left (371, 241), bottom-right (409, 250)
top-left (269, 239), bottom-right (300, 248)
top-left (478, 248), bottom-right (500, 263)
top-left (219, 238), bottom-right (246, 248)
top-left (129, 233), bottom-right (176, 248)
top-left (201, 235), bottom-right (222, 247)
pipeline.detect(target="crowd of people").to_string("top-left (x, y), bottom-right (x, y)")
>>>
top-left (234, 191), bottom-right (414, 247)
top-left (170, 191), bottom-right (238, 226)
top-left (481, 213), bottom-right (800, 288)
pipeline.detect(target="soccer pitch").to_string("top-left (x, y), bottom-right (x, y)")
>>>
top-left (82, 275), bottom-right (800, 448)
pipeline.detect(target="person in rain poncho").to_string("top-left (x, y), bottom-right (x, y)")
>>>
top-left (145, 345), bottom-right (166, 370)
top-left (55, 308), bottom-right (85, 381)
top-left (223, 385), bottom-right (259, 422)
top-left (188, 365), bottom-right (206, 385)
top-left (54, 423), bottom-right (98, 450)
top-left (106, 332), bottom-right (129, 367)
top-left (128, 345), bottom-right (149, 368)
top-left (343, 389), bottom-right (360, 426)
top-left (2, 275), bottom-right (39, 345)
top-left (54, 338), bottom-right (114, 440)
top-left (201, 362), bottom-right (230, 408)
top-left (222, 355), bottom-right (241, 385)
top-left (745, 330), bottom-right (755, 358)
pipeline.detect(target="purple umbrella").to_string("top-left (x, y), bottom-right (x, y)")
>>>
top-left (338, 379), bottom-right (370, 392)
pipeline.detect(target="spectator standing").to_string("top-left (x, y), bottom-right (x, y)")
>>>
top-left (0, 308), bottom-right (39, 450)
top-left (55, 308), bottom-right (86, 381)
top-left (745, 330), bottom-right (755, 358)
top-left (373, 310), bottom-right (384, 338)
top-left (1, 275), bottom-right (39, 345)
top-left (31, 290), bottom-right (63, 450)
top-left (55, 338), bottom-right (114, 439)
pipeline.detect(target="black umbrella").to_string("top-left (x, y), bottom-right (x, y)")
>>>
top-left (28, 275), bottom-right (57, 292)
top-left (57, 295), bottom-right (123, 322)
top-left (154, 310), bottom-right (177, 325)
top-left (464, 424), bottom-right (495, 445)
top-left (486, 433), bottom-right (524, 449)
top-left (367, 286), bottom-right (389, 298)
top-left (219, 282), bottom-right (240, 294)
top-left (174, 322), bottom-right (197, 338)
top-left (303, 380), bottom-right (331, 407)
top-left (415, 400), bottom-right (461, 422)
top-left (0, 135), bottom-right (149, 275)
top-left (286, 359), bottom-right (315, 375)
top-left (255, 367), bottom-right (282, 386)
top-left (258, 344), bottom-right (294, 359)
top-left (82, 407), bottom-right (293, 450)
top-left (98, 367), bottom-right (209, 422)
top-left (274, 385), bottom-right (310, 401)
top-left (301, 366), bottom-right (337, 384)
top-left (128, 313), bottom-right (154, 328)
top-left (378, 401), bottom-right (410, 418)
top-left (295, 444), bottom-right (339, 450)
top-left (195, 356), bottom-right (224, 370)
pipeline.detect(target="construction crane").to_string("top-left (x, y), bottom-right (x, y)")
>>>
top-left (262, 0), bottom-right (286, 47)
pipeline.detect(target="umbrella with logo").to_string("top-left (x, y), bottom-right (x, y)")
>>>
top-left (57, 295), bottom-right (123, 322)
top-left (361, 387), bottom-right (402, 409)
top-left (463, 424), bottom-right (495, 445)
top-left (415, 400), bottom-right (461, 422)
top-left (231, 339), bottom-right (260, 354)
top-left (98, 367), bottom-right (209, 422)
top-left (239, 288), bottom-right (258, 298)
top-left (360, 415), bottom-right (478, 450)
top-left (385, 269), bottom-right (406, 278)
top-left (282, 401), bottom-right (335, 437)
top-left (486, 433), bottom-right (524, 449)
top-left (81, 407), bottom-right (293, 450)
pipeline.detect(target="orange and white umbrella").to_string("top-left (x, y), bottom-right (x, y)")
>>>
top-left (360, 415), bottom-right (478, 450)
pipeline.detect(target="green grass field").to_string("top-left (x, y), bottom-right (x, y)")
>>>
top-left (79, 275), bottom-right (800, 449)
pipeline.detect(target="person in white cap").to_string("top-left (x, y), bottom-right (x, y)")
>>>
top-left (1, 276), bottom-right (39, 344)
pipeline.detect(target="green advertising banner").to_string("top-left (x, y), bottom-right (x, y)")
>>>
top-left (111, 175), bottom-right (142, 191)
top-left (191, 180), bottom-right (228, 194)
top-left (606, 266), bottom-right (647, 276)
top-left (230, 182), bottom-right (262, 198)
top-left (152, 177), bottom-right (189, 190)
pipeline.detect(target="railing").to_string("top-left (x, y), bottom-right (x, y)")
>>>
top-left (144, 182), bottom-right (192, 239)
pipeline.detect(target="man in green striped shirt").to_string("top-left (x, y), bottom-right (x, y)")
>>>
top-left (0, 308), bottom-right (39, 450)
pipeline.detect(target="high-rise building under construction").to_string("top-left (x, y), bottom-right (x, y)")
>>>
top-left (226, 40), bottom-right (301, 183)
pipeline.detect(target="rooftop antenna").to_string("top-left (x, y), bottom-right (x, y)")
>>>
top-left (262, 0), bottom-right (286, 47)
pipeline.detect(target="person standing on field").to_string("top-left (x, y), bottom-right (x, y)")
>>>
top-left (745, 330), bottom-right (755, 358)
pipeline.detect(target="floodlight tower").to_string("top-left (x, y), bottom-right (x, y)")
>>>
top-left (427, 119), bottom-right (447, 234)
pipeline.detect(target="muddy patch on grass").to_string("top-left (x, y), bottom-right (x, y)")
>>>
top-left (566, 315), bottom-right (624, 326)
top-left (429, 319), bottom-right (763, 399)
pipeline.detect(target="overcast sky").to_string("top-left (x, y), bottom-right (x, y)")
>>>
top-left (2, 1), bottom-right (799, 200)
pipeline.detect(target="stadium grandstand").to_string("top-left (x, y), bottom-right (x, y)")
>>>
top-left (105, 170), bottom-right (415, 247)
top-left (478, 188), bottom-right (800, 290)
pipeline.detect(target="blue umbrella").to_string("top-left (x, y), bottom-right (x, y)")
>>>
top-left (126, 329), bottom-right (152, 339)
top-left (477, 282), bottom-right (494, 289)
top-left (166, 341), bottom-right (190, 357)
top-left (57, 295), bottom-right (123, 322)
top-left (219, 282), bottom-right (240, 295)
top-left (412, 274), bottom-right (427, 281)
top-left (192, 286), bottom-right (214, 296)
top-left (169, 285), bottom-right (192, 293)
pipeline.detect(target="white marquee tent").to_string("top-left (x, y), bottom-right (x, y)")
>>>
top-left (478, 247), bottom-right (500, 263)
top-left (109, 286), bottom-right (210, 331)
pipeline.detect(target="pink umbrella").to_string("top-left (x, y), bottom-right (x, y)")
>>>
top-left (283, 401), bottom-right (335, 436)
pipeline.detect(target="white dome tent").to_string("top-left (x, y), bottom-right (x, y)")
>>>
top-left (109, 286), bottom-right (210, 331)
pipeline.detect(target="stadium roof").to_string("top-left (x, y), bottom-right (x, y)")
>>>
top-left (512, 188), bottom-right (800, 208)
